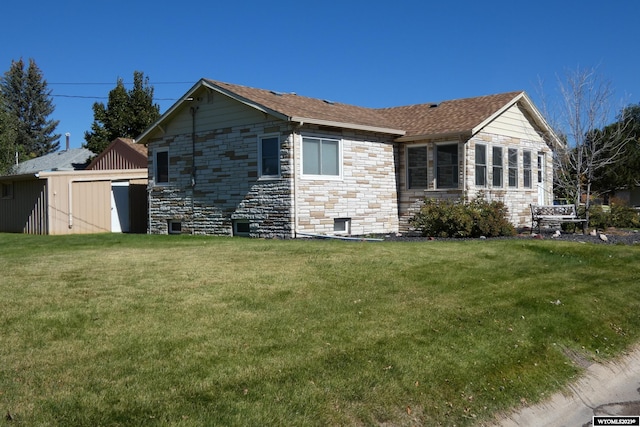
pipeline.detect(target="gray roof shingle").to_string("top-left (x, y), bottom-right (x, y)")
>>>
top-left (12, 148), bottom-right (95, 175)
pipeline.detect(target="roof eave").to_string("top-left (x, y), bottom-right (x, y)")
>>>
top-left (203, 80), bottom-right (290, 121)
top-left (395, 130), bottom-right (471, 143)
top-left (291, 117), bottom-right (405, 136)
top-left (136, 80), bottom-right (206, 144)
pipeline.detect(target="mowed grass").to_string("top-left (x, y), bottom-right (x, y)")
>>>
top-left (1, 233), bottom-right (640, 426)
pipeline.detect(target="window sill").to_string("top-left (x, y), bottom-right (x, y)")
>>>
top-left (258, 175), bottom-right (282, 181)
top-left (301, 175), bottom-right (343, 181)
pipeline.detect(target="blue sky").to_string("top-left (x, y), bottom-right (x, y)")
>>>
top-left (2, 0), bottom-right (639, 149)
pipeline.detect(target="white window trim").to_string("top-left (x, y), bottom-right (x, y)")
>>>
top-left (475, 143), bottom-right (487, 188)
top-left (154, 148), bottom-right (170, 186)
top-left (300, 135), bottom-right (343, 180)
top-left (233, 219), bottom-right (251, 237)
top-left (333, 217), bottom-right (351, 235)
top-left (523, 149), bottom-right (532, 189)
top-left (435, 142), bottom-right (459, 190)
top-left (406, 144), bottom-right (429, 190)
top-left (258, 133), bottom-right (281, 179)
top-left (508, 148), bottom-right (519, 188)
top-left (491, 145), bottom-right (504, 188)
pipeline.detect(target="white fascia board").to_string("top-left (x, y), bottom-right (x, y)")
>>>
top-left (291, 116), bottom-right (406, 136)
top-left (395, 131), bottom-right (470, 143)
top-left (516, 92), bottom-right (563, 148)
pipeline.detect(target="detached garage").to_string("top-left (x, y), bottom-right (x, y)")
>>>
top-left (0, 169), bottom-right (148, 235)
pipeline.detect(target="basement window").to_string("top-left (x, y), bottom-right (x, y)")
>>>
top-left (334, 218), bottom-right (351, 234)
top-left (168, 220), bottom-right (182, 234)
top-left (233, 220), bottom-right (250, 237)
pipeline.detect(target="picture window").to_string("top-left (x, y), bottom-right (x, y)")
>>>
top-left (302, 136), bottom-right (340, 177)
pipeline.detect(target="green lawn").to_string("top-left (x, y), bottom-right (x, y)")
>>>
top-left (1, 233), bottom-right (639, 426)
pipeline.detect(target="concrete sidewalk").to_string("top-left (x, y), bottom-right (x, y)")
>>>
top-left (495, 346), bottom-right (640, 427)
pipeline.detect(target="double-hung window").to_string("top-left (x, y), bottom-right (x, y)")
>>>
top-left (492, 147), bottom-right (503, 187)
top-left (302, 136), bottom-right (340, 177)
top-left (259, 135), bottom-right (280, 178)
top-left (436, 144), bottom-right (458, 189)
top-left (523, 150), bottom-right (532, 188)
top-left (407, 146), bottom-right (428, 189)
top-left (475, 144), bottom-right (487, 187)
top-left (508, 148), bottom-right (518, 188)
top-left (155, 149), bottom-right (169, 184)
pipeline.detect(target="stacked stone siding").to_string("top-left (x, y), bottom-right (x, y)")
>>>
top-left (397, 131), bottom-right (553, 232)
top-left (466, 132), bottom-right (552, 228)
top-left (148, 119), bottom-right (294, 237)
top-left (294, 127), bottom-right (399, 236)
top-left (144, 89), bottom-right (554, 238)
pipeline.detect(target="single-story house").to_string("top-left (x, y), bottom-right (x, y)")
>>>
top-left (0, 144), bottom-right (148, 234)
top-left (136, 79), bottom-right (560, 238)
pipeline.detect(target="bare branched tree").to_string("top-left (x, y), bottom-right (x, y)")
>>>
top-left (542, 67), bottom-right (632, 230)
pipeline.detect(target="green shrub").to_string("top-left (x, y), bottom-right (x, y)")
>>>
top-left (410, 197), bottom-right (516, 238)
top-left (610, 201), bottom-right (640, 228)
top-left (584, 205), bottom-right (609, 230)
top-left (582, 200), bottom-right (640, 230)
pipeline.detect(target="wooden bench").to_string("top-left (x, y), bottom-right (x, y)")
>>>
top-left (530, 204), bottom-right (587, 233)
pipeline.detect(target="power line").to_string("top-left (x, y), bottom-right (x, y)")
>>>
top-left (48, 81), bottom-right (193, 86)
top-left (49, 81), bottom-right (189, 101)
top-left (52, 94), bottom-right (178, 100)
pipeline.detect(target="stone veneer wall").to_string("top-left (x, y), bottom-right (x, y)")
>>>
top-left (148, 121), bottom-right (294, 237)
top-left (465, 132), bottom-right (553, 228)
top-left (294, 127), bottom-right (399, 236)
top-left (397, 132), bottom-right (553, 233)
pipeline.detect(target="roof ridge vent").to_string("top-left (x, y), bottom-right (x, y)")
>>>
top-left (323, 99), bottom-right (335, 105)
top-left (429, 103), bottom-right (439, 108)
top-left (270, 90), bottom-right (284, 96)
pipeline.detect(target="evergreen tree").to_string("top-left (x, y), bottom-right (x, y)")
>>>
top-left (592, 104), bottom-right (640, 194)
top-left (0, 98), bottom-right (18, 174)
top-left (84, 71), bottom-right (160, 154)
top-left (0, 58), bottom-right (60, 158)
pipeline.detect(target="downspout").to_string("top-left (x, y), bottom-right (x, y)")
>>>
top-left (293, 121), bottom-right (303, 238)
top-left (462, 135), bottom-right (468, 202)
top-left (190, 106), bottom-right (198, 188)
top-left (190, 105), bottom-right (198, 233)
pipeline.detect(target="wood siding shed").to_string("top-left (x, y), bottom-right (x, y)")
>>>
top-left (0, 169), bottom-right (148, 235)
